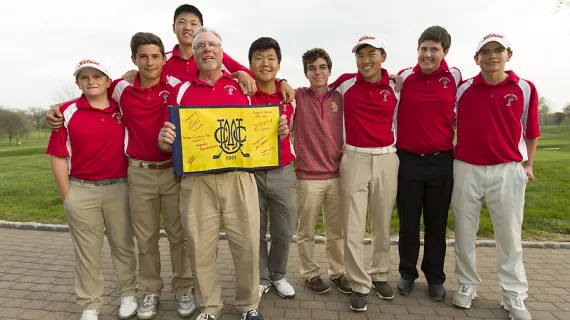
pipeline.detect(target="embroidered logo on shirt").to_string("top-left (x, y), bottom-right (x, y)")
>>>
top-left (225, 85), bottom-right (237, 95)
top-left (159, 90), bottom-right (169, 104)
top-left (380, 90), bottom-right (391, 102)
top-left (112, 112), bottom-right (123, 123)
top-left (504, 94), bottom-right (518, 107)
top-left (331, 102), bottom-right (338, 113)
top-left (439, 77), bottom-right (450, 89)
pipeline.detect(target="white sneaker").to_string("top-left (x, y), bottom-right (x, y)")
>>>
top-left (452, 284), bottom-right (477, 309)
top-left (501, 297), bottom-right (532, 320)
top-left (137, 293), bottom-right (160, 319)
top-left (196, 312), bottom-right (216, 320)
top-left (119, 296), bottom-right (138, 319)
top-left (259, 284), bottom-right (270, 298)
top-left (177, 292), bottom-right (196, 318)
top-left (271, 278), bottom-right (295, 298)
top-left (80, 309), bottom-right (100, 320)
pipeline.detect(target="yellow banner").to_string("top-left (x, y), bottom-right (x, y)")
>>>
top-left (172, 105), bottom-right (281, 174)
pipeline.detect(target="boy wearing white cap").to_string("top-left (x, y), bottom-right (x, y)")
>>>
top-left (452, 33), bottom-right (539, 320)
top-left (46, 60), bottom-right (138, 320)
top-left (329, 35), bottom-right (399, 312)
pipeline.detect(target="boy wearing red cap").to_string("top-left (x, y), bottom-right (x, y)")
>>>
top-left (452, 33), bottom-right (539, 320)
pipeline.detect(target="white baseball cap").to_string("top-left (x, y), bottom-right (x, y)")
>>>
top-left (352, 35), bottom-right (386, 53)
top-left (475, 33), bottom-right (511, 54)
top-left (73, 59), bottom-right (110, 78)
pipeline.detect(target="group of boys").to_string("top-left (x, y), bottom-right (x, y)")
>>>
top-left (46, 3), bottom-right (540, 320)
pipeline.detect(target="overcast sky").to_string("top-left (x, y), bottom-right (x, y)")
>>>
top-left (1, 0), bottom-right (569, 111)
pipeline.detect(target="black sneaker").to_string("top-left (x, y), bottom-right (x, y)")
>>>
top-left (428, 284), bottom-right (446, 302)
top-left (349, 292), bottom-right (367, 312)
top-left (372, 281), bottom-right (394, 300)
top-left (241, 309), bottom-right (264, 320)
top-left (305, 275), bottom-right (331, 294)
top-left (397, 278), bottom-right (414, 296)
top-left (330, 275), bottom-right (352, 294)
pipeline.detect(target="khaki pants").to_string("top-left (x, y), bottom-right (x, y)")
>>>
top-left (128, 161), bottom-right (193, 297)
top-left (64, 180), bottom-right (137, 310)
top-left (180, 171), bottom-right (260, 316)
top-left (452, 160), bottom-right (529, 299)
top-left (340, 148), bottom-right (399, 294)
top-left (297, 178), bottom-right (345, 280)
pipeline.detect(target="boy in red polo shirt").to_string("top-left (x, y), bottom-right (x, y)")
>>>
top-left (111, 32), bottom-right (194, 320)
top-left (46, 60), bottom-right (137, 320)
top-left (247, 37), bottom-right (296, 299)
top-left (329, 36), bottom-right (399, 312)
top-left (395, 26), bottom-right (461, 301)
top-left (452, 33), bottom-right (539, 320)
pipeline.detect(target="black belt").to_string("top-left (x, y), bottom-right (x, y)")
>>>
top-left (398, 150), bottom-right (452, 157)
top-left (69, 177), bottom-right (127, 186)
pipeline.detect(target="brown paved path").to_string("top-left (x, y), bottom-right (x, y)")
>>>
top-left (0, 228), bottom-right (569, 320)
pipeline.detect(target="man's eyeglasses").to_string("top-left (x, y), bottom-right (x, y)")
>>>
top-left (194, 42), bottom-right (222, 51)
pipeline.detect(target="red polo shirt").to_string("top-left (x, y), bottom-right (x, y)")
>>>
top-left (46, 95), bottom-right (128, 180)
top-left (329, 69), bottom-right (399, 148)
top-left (110, 72), bottom-right (180, 162)
top-left (455, 71), bottom-right (540, 165)
top-left (396, 60), bottom-right (462, 154)
top-left (251, 80), bottom-right (295, 167)
top-left (171, 70), bottom-right (250, 106)
top-left (164, 45), bottom-right (253, 81)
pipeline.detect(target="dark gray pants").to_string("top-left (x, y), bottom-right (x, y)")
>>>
top-left (255, 164), bottom-right (297, 286)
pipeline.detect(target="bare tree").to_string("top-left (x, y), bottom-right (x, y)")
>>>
top-left (0, 108), bottom-right (33, 145)
top-left (53, 83), bottom-right (80, 104)
top-left (28, 107), bottom-right (48, 138)
top-left (538, 97), bottom-right (552, 126)
top-left (563, 103), bottom-right (570, 117)
top-left (555, 0), bottom-right (570, 11)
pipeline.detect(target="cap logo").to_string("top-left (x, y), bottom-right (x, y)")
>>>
top-left (482, 33), bottom-right (503, 41)
top-left (358, 35), bottom-right (376, 42)
top-left (78, 59), bottom-right (100, 66)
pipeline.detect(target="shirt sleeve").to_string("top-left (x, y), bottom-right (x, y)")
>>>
top-left (328, 73), bottom-right (354, 92)
top-left (525, 81), bottom-right (541, 139)
top-left (46, 124), bottom-right (70, 157)
top-left (222, 52), bottom-right (254, 77)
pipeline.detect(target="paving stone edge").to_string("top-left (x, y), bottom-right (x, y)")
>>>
top-left (1, 220), bottom-right (569, 249)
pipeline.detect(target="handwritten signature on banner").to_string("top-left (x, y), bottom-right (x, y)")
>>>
top-left (177, 105), bottom-right (280, 173)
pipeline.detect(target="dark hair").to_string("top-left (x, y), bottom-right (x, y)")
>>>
top-left (418, 26), bottom-right (451, 51)
top-left (248, 37), bottom-right (282, 64)
top-left (355, 44), bottom-right (386, 55)
top-left (301, 48), bottom-right (332, 75)
top-left (173, 4), bottom-right (203, 25)
top-left (130, 32), bottom-right (165, 58)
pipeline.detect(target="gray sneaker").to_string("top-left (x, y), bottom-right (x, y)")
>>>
top-left (138, 293), bottom-right (160, 319)
top-left (502, 297), bottom-right (532, 320)
top-left (177, 292), bottom-right (196, 318)
top-left (452, 284), bottom-right (477, 309)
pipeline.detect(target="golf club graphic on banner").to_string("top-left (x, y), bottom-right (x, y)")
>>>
top-left (169, 105), bottom-right (281, 175)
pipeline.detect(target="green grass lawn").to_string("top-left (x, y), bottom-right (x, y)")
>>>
top-left (1, 128), bottom-right (569, 240)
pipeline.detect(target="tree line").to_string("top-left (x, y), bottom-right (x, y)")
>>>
top-left (539, 97), bottom-right (570, 127)
top-left (0, 107), bottom-right (49, 145)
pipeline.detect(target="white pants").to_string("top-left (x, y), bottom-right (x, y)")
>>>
top-left (452, 160), bottom-right (529, 299)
